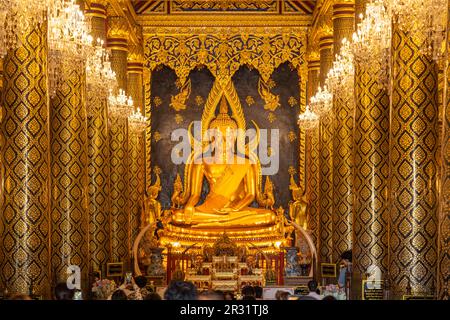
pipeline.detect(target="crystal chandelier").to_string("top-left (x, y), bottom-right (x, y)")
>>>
top-left (326, 38), bottom-right (355, 100)
top-left (0, 0), bottom-right (49, 57)
top-left (48, 0), bottom-right (93, 96)
top-left (309, 85), bottom-right (333, 116)
top-left (384, 0), bottom-right (447, 61)
top-left (108, 89), bottom-right (134, 119)
top-left (298, 105), bottom-right (320, 130)
top-left (86, 39), bottom-right (117, 116)
top-left (128, 108), bottom-right (148, 133)
top-left (352, 0), bottom-right (391, 85)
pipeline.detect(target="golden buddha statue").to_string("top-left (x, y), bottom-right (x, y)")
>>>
top-left (170, 95), bottom-right (277, 229)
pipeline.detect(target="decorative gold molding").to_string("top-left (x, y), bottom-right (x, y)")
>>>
top-left (139, 14), bottom-right (311, 35)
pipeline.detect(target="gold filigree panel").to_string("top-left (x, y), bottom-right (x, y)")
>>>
top-left (144, 33), bottom-right (305, 85)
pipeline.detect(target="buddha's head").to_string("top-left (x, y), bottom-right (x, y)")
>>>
top-left (208, 95), bottom-right (238, 154)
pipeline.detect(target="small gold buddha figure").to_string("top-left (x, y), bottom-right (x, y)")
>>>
top-left (171, 95), bottom-right (277, 229)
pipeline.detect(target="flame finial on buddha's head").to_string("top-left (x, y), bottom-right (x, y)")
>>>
top-left (209, 95), bottom-right (238, 131)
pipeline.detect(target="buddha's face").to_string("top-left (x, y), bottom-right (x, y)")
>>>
top-left (209, 126), bottom-right (237, 157)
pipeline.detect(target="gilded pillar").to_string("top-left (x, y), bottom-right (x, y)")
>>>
top-left (318, 31), bottom-right (334, 264)
top-left (127, 43), bottom-right (145, 253)
top-left (107, 16), bottom-right (130, 263)
top-left (332, 1), bottom-right (355, 263)
top-left (390, 27), bottom-right (439, 298)
top-left (353, 0), bottom-right (389, 282)
top-left (438, 4), bottom-right (450, 300)
top-left (306, 52), bottom-right (321, 249)
top-left (85, 1), bottom-right (111, 271)
top-left (50, 63), bottom-right (89, 288)
top-left (0, 23), bottom-right (51, 297)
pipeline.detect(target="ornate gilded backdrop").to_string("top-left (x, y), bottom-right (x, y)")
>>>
top-left (0, 23), bottom-right (51, 297)
top-left (50, 66), bottom-right (89, 287)
top-left (149, 62), bottom-right (300, 210)
top-left (144, 32), bottom-right (307, 194)
top-left (390, 28), bottom-right (439, 297)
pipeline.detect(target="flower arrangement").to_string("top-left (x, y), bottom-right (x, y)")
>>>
top-left (92, 279), bottom-right (117, 300)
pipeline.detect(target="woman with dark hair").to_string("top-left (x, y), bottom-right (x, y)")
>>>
top-left (164, 281), bottom-right (198, 300)
top-left (111, 289), bottom-right (128, 300)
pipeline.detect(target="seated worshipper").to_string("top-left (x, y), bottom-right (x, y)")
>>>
top-left (111, 289), bottom-right (128, 300)
top-left (144, 292), bottom-right (162, 300)
top-left (306, 280), bottom-right (322, 300)
top-left (134, 275), bottom-right (150, 299)
top-left (54, 282), bottom-right (75, 300)
top-left (198, 290), bottom-right (225, 300)
top-left (242, 295), bottom-right (256, 300)
top-left (164, 281), bottom-right (198, 300)
top-left (254, 286), bottom-right (263, 300)
top-left (322, 295), bottom-right (337, 301)
top-left (338, 250), bottom-right (353, 288)
top-left (275, 290), bottom-right (290, 300)
top-left (241, 285), bottom-right (256, 298)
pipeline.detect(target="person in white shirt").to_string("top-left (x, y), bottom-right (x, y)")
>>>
top-left (306, 280), bottom-right (323, 300)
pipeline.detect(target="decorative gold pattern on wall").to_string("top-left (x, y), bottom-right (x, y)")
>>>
top-left (144, 33), bottom-right (305, 85)
top-left (109, 117), bottom-right (129, 263)
top-left (390, 28), bottom-right (439, 297)
top-left (353, 56), bottom-right (389, 277)
top-left (127, 66), bottom-right (145, 252)
top-left (306, 58), bottom-right (320, 251)
top-left (0, 23), bottom-right (51, 298)
top-left (144, 68), bottom-right (152, 193)
top-left (170, 78), bottom-right (191, 111)
top-left (331, 2), bottom-right (354, 263)
top-left (318, 36), bottom-right (334, 264)
top-left (109, 42), bottom-right (130, 264)
top-left (50, 66), bottom-right (89, 287)
top-left (86, 1), bottom-right (111, 272)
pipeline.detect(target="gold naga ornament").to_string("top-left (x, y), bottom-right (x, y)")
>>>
top-left (288, 166), bottom-right (308, 230)
top-left (141, 166), bottom-right (162, 228)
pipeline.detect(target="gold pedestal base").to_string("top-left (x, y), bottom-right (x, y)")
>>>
top-left (159, 220), bottom-right (289, 252)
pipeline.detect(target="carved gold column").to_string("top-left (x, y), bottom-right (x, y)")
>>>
top-left (127, 42), bottom-right (145, 253)
top-left (318, 30), bottom-right (334, 264)
top-left (306, 52), bottom-right (321, 249)
top-left (85, 1), bottom-right (111, 271)
top-left (332, 0), bottom-right (355, 263)
top-left (353, 0), bottom-right (389, 284)
top-left (107, 16), bottom-right (130, 263)
top-left (0, 23), bottom-right (51, 298)
top-left (390, 27), bottom-right (439, 298)
top-left (50, 62), bottom-right (89, 288)
top-left (438, 4), bottom-right (450, 300)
